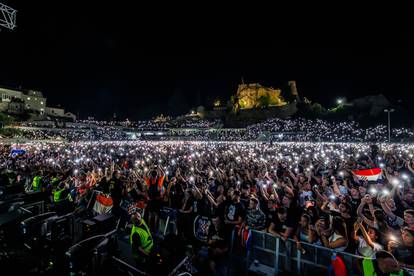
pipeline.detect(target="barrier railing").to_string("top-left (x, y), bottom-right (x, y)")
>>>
top-left (231, 229), bottom-right (414, 276)
top-left (230, 229), bottom-right (363, 275)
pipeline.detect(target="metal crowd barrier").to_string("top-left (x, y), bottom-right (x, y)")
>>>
top-left (231, 229), bottom-right (414, 276)
top-left (158, 207), bottom-right (178, 237)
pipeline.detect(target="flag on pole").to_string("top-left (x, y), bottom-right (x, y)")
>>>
top-left (93, 193), bottom-right (113, 214)
top-left (352, 168), bottom-right (382, 182)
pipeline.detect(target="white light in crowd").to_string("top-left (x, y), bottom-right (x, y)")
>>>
top-left (402, 174), bottom-right (409, 180)
top-left (329, 194), bottom-right (336, 200)
top-left (189, 176), bottom-right (195, 182)
top-left (389, 234), bottom-right (398, 242)
top-left (74, 169), bottom-right (78, 175)
top-left (392, 179), bottom-right (400, 186)
top-left (339, 171), bottom-right (344, 177)
top-left (237, 181), bottom-right (241, 185)
top-left (379, 163), bottom-right (385, 168)
top-left (369, 187), bottom-right (378, 194)
top-left (382, 189), bottom-right (390, 196)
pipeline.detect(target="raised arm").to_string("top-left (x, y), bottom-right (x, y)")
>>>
top-left (357, 222), bottom-right (377, 249)
top-left (356, 196), bottom-right (376, 228)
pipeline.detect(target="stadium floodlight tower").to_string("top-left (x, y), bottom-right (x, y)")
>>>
top-left (0, 2), bottom-right (17, 30)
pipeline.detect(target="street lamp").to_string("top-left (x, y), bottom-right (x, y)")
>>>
top-left (384, 108), bottom-right (395, 143)
top-left (337, 99), bottom-right (343, 105)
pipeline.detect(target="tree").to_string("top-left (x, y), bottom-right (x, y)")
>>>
top-left (257, 94), bottom-right (271, 108)
top-left (311, 103), bottom-right (324, 114)
top-left (0, 112), bottom-right (15, 127)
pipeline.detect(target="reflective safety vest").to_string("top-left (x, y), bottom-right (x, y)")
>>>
top-left (51, 177), bottom-right (60, 186)
top-left (53, 188), bottom-right (72, 203)
top-left (130, 219), bottom-right (153, 255)
top-left (362, 259), bottom-right (404, 276)
top-left (32, 176), bottom-right (42, 191)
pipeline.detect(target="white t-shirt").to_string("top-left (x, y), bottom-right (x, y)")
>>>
top-left (357, 236), bottom-right (383, 258)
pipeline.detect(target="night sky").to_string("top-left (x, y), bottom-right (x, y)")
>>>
top-left (1, 2), bottom-right (414, 120)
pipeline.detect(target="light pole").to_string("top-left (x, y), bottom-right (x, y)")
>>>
top-left (384, 108), bottom-right (395, 143)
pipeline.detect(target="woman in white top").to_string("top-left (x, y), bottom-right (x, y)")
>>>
top-left (353, 221), bottom-right (383, 258)
top-left (317, 217), bottom-right (348, 252)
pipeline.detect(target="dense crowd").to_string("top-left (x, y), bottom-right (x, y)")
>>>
top-left (74, 119), bottom-right (219, 130)
top-left (18, 128), bottom-right (131, 141)
top-left (12, 118), bottom-right (414, 143)
top-left (1, 140), bottom-right (414, 274)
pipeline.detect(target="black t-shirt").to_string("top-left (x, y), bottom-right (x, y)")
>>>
top-left (225, 202), bottom-right (245, 222)
top-left (240, 195), bottom-right (250, 210)
top-left (394, 245), bottom-right (414, 266)
top-left (264, 209), bottom-right (278, 229)
top-left (170, 181), bottom-right (185, 209)
top-left (109, 178), bottom-right (123, 205)
top-left (128, 188), bottom-right (140, 202)
top-left (349, 197), bottom-right (360, 216)
top-left (192, 197), bottom-right (203, 215)
top-left (271, 213), bottom-right (296, 235)
top-left (214, 201), bottom-right (226, 219)
top-left (97, 178), bottom-right (110, 194)
top-left (183, 196), bottom-right (195, 213)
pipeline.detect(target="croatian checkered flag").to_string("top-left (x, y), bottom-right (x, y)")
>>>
top-left (352, 168), bottom-right (382, 182)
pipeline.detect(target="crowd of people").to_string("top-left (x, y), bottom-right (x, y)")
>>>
top-left (1, 139), bottom-right (414, 274)
top-left (12, 118), bottom-right (414, 143)
top-left (18, 128), bottom-right (131, 141)
top-left (74, 118), bottom-right (220, 130)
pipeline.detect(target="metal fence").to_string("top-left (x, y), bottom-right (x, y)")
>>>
top-left (231, 229), bottom-right (414, 276)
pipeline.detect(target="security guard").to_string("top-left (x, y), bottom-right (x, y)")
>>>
top-left (362, 250), bottom-right (405, 276)
top-left (53, 182), bottom-right (73, 203)
top-left (130, 210), bottom-right (153, 267)
top-left (32, 172), bottom-right (43, 192)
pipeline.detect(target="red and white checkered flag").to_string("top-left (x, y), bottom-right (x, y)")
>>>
top-left (352, 168), bottom-right (382, 182)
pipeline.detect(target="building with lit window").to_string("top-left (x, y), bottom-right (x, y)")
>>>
top-left (0, 86), bottom-right (75, 121)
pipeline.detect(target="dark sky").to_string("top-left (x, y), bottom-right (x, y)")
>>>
top-left (1, 2), bottom-right (414, 120)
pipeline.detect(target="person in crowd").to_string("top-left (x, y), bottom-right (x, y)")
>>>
top-left (361, 250), bottom-right (406, 276)
top-left (130, 210), bottom-right (153, 268)
top-left (145, 166), bottom-right (165, 232)
top-left (3, 125), bottom-right (414, 272)
top-left (316, 216), bottom-right (348, 252)
top-left (268, 207), bottom-right (296, 240)
top-left (353, 221), bottom-right (383, 258)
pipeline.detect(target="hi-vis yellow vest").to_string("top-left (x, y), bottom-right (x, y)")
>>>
top-left (32, 176), bottom-right (42, 191)
top-left (130, 220), bottom-right (153, 255)
top-left (362, 258), bottom-right (404, 276)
